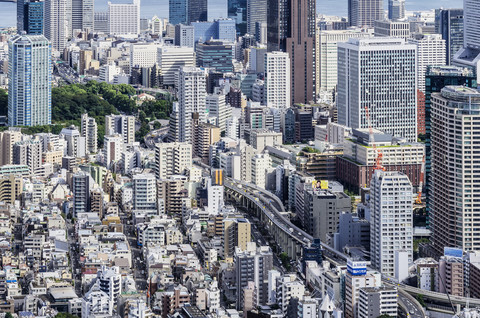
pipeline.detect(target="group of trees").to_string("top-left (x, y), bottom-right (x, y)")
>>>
top-left (1, 81), bottom-right (173, 146)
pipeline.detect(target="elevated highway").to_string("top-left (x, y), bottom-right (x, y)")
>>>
top-left (224, 176), bottom-right (480, 314)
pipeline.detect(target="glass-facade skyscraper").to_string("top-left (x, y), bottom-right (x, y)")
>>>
top-left (169, 0), bottom-right (188, 25)
top-left (25, 0), bottom-right (44, 35)
top-left (8, 34), bottom-right (52, 127)
top-left (435, 8), bottom-right (464, 65)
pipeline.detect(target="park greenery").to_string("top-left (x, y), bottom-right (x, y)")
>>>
top-left (0, 81), bottom-right (173, 146)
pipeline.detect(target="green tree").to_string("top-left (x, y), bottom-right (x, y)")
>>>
top-left (0, 88), bottom-right (7, 116)
top-left (5, 313), bottom-right (13, 318)
top-left (55, 313), bottom-right (80, 318)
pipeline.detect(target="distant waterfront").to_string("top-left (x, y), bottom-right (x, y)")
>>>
top-left (0, 0), bottom-right (464, 30)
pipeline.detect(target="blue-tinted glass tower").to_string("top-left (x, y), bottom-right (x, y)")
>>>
top-left (169, 0), bottom-right (188, 25)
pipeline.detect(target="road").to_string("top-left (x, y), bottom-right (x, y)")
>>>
top-left (145, 125), bottom-right (169, 149)
top-left (54, 59), bottom-right (81, 84)
top-left (398, 292), bottom-right (424, 318)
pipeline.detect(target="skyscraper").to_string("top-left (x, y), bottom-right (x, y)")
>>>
top-left (72, 0), bottom-right (94, 34)
top-left (188, 0), bottom-right (208, 23)
top-left (424, 67), bottom-right (476, 227)
top-left (44, 0), bottom-right (69, 52)
top-left (24, 0), bottom-right (44, 35)
top-left (177, 67), bottom-right (207, 143)
top-left (107, 0), bottom-right (140, 35)
top-left (337, 38), bottom-right (417, 142)
top-left (430, 86), bottom-right (480, 255)
top-left (388, 0), bottom-right (405, 21)
top-left (348, 0), bottom-right (383, 27)
top-left (8, 34), bottom-right (52, 127)
top-left (247, 0), bottom-right (267, 36)
top-left (80, 113), bottom-right (98, 154)
top-left (267, 0), bottom-right (315, 105)
top-left (264, 51), bottom-right (290, 108)
top-left (408, 33), bottom-right (446, 93)
top-left (435, 8), bottom-right (464, 65)
top-left (370, 170), bottom-right (413, 277)
top-left (17, 0), bottom-right (26, 32)
top-left (169, 0), bottom-right (188, 25)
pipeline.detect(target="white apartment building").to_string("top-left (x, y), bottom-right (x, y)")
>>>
top-left (103, 134), bottom-right (124, 169)
top-left (154, 142), bottom-right (192, 179)
top-left (206, 92), bottom-right (232, 133)
top-left (207, 179), bottom-right (224, 215)
top-left (338, 38), bottom-right (417, 142)
top-left (82, 287), bottom-right (112, 318)
top-left (157, 46), bottom-right (195, 86)
top-left (81, 113), bottom-right (98, 154)
top-left (107, 0), bottom-right (140, 35)
top-left (357, 287), bottom-right (398, 318)
top-left (408, 34), bottom-right (446, 92)
top-left (276, 274), bottom-right (306, 315)
top-left (264, 51), bottom-right (290, 108)
top-left (132, 173), bottom-right (157, 215)
top-left (105, 114), bottom-right (135, 144)
top-left (177, 67), bottom-right (207, 143)
top-left (99, 63), bottom-right (123, 83)
top-left (251, 152), bottom-right (272, 189)
top-left (316, 29), bottom-right (372, 99)
top-left (60, 126), bottom-right (86, 158)
top-left (370, 170), bottom-right (413, 277)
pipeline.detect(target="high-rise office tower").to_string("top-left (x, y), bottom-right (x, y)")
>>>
top-left (24, 0), bottom-right (44, 35)
top-left (348, 0), bottom-right (383, 27)
top-left (105, 114), bottom-right (135, 144)
top-left (435, 9), bottom-right (464, 65)
top-left (188, 0), bottom-right (208, 23)
top-left (44, 0), bottom-right (69, 52)
top-left (80, 113), bottom-right (97, 154)
top-left (267, 0), bottom-right (315, 105)
top-left (264, 51), bottom-right (291, 109)
top-left (247, 0), bottom-right (267, 36)
top-left (169, 0), bottom-right (188, 25)
top-left (337, 38), bottom-right (417, 142)
top-left (408, 34), bottom-right (446, 93)
top-left (8, 34), bottom-right (52, 127)
top-left (452, 0), bottom-right (480, 80)
top-left (430, 86), bottom-right (480, 255)
top-left (316, 29), bottom-right (372, 100)
top-left (17, 0), bottom-right (26, 32)
top-left (107, 0), bottom-right (140, 35)
top-left (72, 171), bottom-right (91, 216)
top-left (423, 66), bottom-right (476, 226)
top-left (388, 0), bottom-right (405, 21)
top-left (177, 67), bottom-right (207, 143)
top-left (72, 0), bottom-right (94, 34)
top-left (370, 170), bottom-right (413, 277)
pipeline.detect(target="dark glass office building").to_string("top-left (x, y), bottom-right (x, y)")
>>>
top-left (25, 0), bottom-right (44, 35)
top-left (267, 0), bottom-right (315, 105)
top-left (188, 0), bottom-right (207, 23)
top-left (196, 40), bottom-right (233, 73)
top-left (435, 8), bottom-right (464, 65)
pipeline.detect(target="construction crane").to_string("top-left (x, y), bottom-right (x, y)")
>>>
top-left (415, 154), bottom-right (426, 204)
top-left (364, 106), bottom-right (384, 173)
